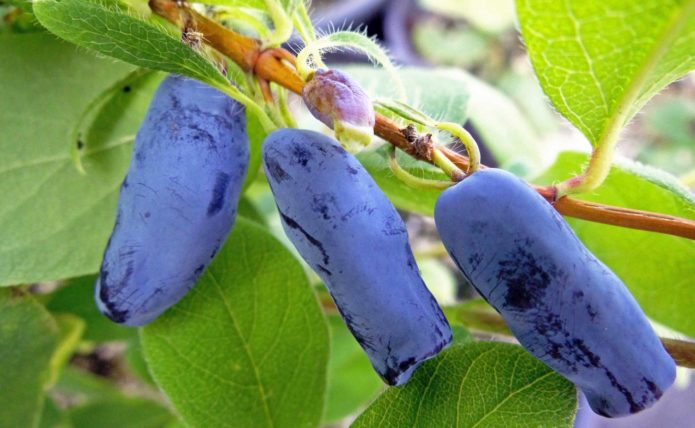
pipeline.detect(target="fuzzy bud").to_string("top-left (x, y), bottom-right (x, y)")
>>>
top-left (302, 69), bottom-right (375, 152)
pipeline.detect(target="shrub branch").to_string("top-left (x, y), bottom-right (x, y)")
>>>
top-left (149, 0), bottom-right (695, 241)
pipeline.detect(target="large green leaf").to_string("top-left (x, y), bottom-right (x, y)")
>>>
top-left (353, 342), bottom-right (577, 427)
top-left (535, 151), bottom-right (695, 336)
top-left (33, 0), bottom-right (227, 86)
top-left (0, 289), bottom-right (60, 428)
top-left (323, 315), bottom-right (382, 424)
top-left (517, 0), bottom-right (695, 145)
top-left (0, 33), bottom-right (161, 286)
top-left (141, 219), bottom-right (329, 428)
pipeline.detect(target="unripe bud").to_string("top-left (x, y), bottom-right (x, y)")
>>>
top-left (302, 69), bottom-right (375, 152)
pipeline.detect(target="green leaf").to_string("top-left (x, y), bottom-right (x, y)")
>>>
top-left (419, 258), bottom-right (457, 306)
top-left (68, 397), bottom-right (175, 428)
top-left (38, 397), bottom-right (71, 428)
top-left (342, 66), bottom-right (469, 124)
top-left (33, 0), bottom-right (227, 86)
top-left (237, 198), bottom-right (267, 226)
top-left (0, 289), bottom-right (60, 428)
top-left (46, 276), bottom-right (136, 342)
top-left (517, 0), bottom-right (695, 146)
top-left (357, 145), bottom-right (447, 216)
top-left (353, 342), bottom-right (577, 428)
top-left (52, 366), bottom-right (123, 405)
top-left (412, 22), bottom-right (489, 68)
top-left (46, 314), bottom-right (86, 388)
top-left (243, 110), bottom-right (267, 190)
top-left (444, 299), bottom-right (512, 336)
top-left (418, 0), bottom-right (516, 34)
top-left (534, 151), bottom-right (695, 336)
top-left (141, 219), bottom-right (329, 428)
top-left (450, 325), bottom-right (475, 345)
top-left (0, 33), bottom-right (160, 286)
top-left (323, 315), bottom-right (382, 423)
top-left (4, 0), bottom-right (32, 11)
top-left (456, 71), bottom-right (552, 178)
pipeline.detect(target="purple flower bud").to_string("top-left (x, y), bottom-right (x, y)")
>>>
top-left (302, 69), bottom-right (375, 152)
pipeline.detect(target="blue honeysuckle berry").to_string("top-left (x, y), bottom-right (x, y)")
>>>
top-left (95, 75), bottom-right (249, 326)
top-left (263, 128), bottom-right (452, 386)
top-left (435, 168), bottom-right (676, 418)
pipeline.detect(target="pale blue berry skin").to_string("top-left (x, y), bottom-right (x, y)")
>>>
top-left (95, 75), bottom-right (249, 327)
top-left (262, 129), bottom-right (452, 386)
top-left (435, 169), bottom-right (676, 418)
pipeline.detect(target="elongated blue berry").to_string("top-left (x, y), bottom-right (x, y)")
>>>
top-left (263, 129), bottom-right (452, 385)
top-left (95, 75), bottom-right (249, 326)
top-left (434, 169), bottom-right (676, 417)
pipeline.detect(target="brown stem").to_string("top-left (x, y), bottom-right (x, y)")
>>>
top-left (453, 305), bottom-right (695, 369)
top-left (661, 338), bottom-right (695, 369)
top-left (149, 0), bottom-right (260, 71)
top-left (149, 0), bottom-right (695, 242)
top-left (551, 198), bottom-right (695, 240)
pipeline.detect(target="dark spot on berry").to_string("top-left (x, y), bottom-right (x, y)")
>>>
top-left (291, 144), bottom-right (313, 167)
top-left (207, 172), bottom-right (231, 216)
top-left (316, 265), bottom-right (332, 276)
top-left (265, 157), bottom-right (290, 182)
top-left (194, 264), bottom-right (205, 275)
top-left (278, 209), bottom-right (330, 266)
top-left (499, 243), bottom-right (555, 310)
top-left (586, 304), bottom-right (598, 320)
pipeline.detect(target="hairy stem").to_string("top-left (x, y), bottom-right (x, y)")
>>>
top-left (149, 0), bottom-right (695, 242)
top-left (436, 122), bottom-right (481, 173)
top-left (388, 147), bottom-right (456, 190)
top-left (431, 148), bottom-right (465, 182)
